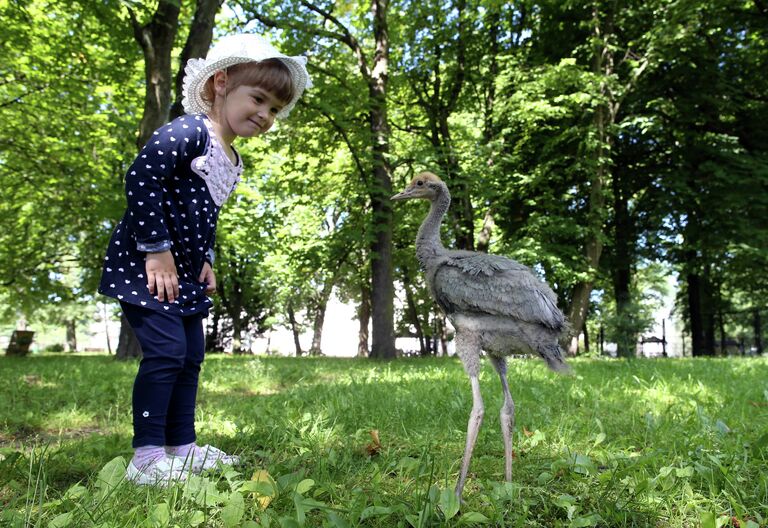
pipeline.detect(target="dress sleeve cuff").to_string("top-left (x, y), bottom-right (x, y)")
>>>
top-left (206, 248), bottom-right (215, 265)
top-left (137, 239), bottom-right (172, 253)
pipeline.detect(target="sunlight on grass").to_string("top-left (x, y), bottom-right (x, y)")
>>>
top-left (1, 355), bottom-right (767, 527)
top-left (42, 407), bottom-right (97, 433)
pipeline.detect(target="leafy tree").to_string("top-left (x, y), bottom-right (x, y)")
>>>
top-left (239, 0), bottom-right (399, 358)
top-left (0, 1), bottom-right (137, 331)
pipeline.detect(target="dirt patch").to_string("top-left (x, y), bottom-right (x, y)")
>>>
top-left (0, 426), bottom-right (104, 449)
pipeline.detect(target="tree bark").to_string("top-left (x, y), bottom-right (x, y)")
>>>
top-left (309, 281), bottom-right (334, 356)
top-left (228, 279), bottom-right (244, 354)
top-left (402, 272), bottom-right (426, 355)
top-left (205, 305), bottom-right (221, 352)
top-left (169, 0), bottom-right (224, 120)
top-left (129, 0), bottom-right (182, 148)
top-left (583, 320), bottom-right (590, 354)
top-left (357, 279), bottom-right (370, 357)
top-left (476, 210), bottom-right (494, 253)
top-left (117, 0), bottom-right (181, 360)
top-left (687, 271), bottom-right (711, 356)
top-left (566, 5), bottom-right (612, 355)
top-left (287, 301), bottom-right (304, 356)
top-left (65, 319), bottom-right (77, 352)
top-left (613, 169), bottom-right (635, 358)
top-left (231, 314), bottom-right (243, 354)
top-left (368, 0), bottom-right (396, 359)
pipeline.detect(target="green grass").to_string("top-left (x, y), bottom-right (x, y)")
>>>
top-left (1, 354), bottom-right (767, 527)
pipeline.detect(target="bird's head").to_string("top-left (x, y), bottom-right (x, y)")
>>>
top-left (391, 171), bottom-right (445, 202)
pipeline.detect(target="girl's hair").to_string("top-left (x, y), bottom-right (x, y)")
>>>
top-left (202, 59), bottom-right (294, 108)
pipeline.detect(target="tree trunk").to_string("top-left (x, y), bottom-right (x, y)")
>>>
top-left (116, 312), bottom-right (143, 359)
top-left (357, 279), bottom-right (370, 357)
top-left (402, 272), bottom-right (426, 355)
top-left (754, 309), bottom-right (763, 355)
top-left (169, 0), bottom-right (224, 120)
top-left (65, 319), bottom-right (77, 352)
top-left (129, 0), bottom-right (181, 148)
top-left (718, 308), bottom-right (726, 356)
top-left (103, 303), bottom-right (112, 354)
top-left (687, 271), bottom-right (710, 356)
top-left (287, 301), bottom-right (304, 356)
top-left (583, 321), bottom-right (590, 354)
top-left (368, 0), bottom-right (396, 359)
top-left (206, 305), bottom-right (221, 352)
top-left (231, 312), bottom-right (243, 354)
top-left (704, 290), bottom-right (716, 357)
top-left (247, 1), bottom-right (395, 358)
top-left (476, 210), bottom-right (494, 253)
top-left (436, 119), bottom-right (474, 250)
top-left (475, 6), bottom-right (501, 255)
top-left (566, 6), bottom-right (613, 354)
top-left (309, 282), bottom-right (334, 356)
top-left (118, 0), bottom-right (181, 360)
top-left (613, 169), bottom-right (635, 358)
top-left (437, 314), bottom-right (449, 356)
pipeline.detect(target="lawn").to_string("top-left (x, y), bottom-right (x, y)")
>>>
top-left (1, 354), bottom-right (767, 527)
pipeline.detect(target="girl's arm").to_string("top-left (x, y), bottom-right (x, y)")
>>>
top-left (124, 120), bottom-right (203, 250)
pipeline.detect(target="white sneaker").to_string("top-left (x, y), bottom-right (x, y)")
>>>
top-left (126, 456), bottom-right (188, 486)
top-left (168, 444), bottom-right (241, 473)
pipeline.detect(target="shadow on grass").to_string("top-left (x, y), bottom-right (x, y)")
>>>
top-left (1, 354), bottom-right (766, 526)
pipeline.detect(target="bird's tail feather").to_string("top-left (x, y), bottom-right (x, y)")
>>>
top-left (537, 344), bottom-right (572, 374)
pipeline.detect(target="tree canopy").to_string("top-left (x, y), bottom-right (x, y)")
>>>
top-left (1, 0), bottom-right (766, 357)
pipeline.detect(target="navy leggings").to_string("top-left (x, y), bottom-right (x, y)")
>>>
top-left (121, 302), bottom-right (206, 448)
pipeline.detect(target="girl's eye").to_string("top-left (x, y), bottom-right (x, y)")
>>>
top-left (253, 96), bottom-right (263, 104)
top-left (270, 107), bottom-right (279, 115)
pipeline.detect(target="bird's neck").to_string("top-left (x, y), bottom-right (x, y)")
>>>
top-left (416, 185), bottom-right (450, 266)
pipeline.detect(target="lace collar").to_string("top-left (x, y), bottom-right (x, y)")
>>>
top-left (189, 116), bottom-right (243, 207)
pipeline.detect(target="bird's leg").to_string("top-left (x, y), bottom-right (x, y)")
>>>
top-left (455, 331), bottom-right (484, 500)
top-left (490, 356), bottom-right (515, 482)
top-left (456, 374), bottom-right (484, 500)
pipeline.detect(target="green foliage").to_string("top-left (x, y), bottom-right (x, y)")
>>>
top-left (1, 0), bottom-right (767, 356)
top-left (0, 1), bottom-right (139, 321)
top-left (2, 355), bottom-right (768, 526)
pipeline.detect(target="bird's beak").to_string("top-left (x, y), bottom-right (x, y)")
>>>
top-left (391, 187), bottom-right (413, 201)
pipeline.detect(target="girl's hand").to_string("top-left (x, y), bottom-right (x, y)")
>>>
top-left (146, 250), bottom-right (179, 303)
top-left (199, 261), bottom-right (216, 294)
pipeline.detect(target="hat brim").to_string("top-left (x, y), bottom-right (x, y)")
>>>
top-left (182, 55), bottom-right (310, 119)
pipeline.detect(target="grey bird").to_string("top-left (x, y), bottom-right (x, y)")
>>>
top-left (392, 171), bottom-right (570, 500)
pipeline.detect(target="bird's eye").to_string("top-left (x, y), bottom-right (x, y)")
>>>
top-left (416, 180), bottom-right (423, 186)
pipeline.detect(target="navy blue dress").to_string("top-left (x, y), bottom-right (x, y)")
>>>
top-left (99, 114), bottom-right (242, 316)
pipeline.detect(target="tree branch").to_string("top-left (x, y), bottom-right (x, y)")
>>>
top-left (248, 3), bottom-right (372, 81)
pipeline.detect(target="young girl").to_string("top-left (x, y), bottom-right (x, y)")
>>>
top-left (99, 34), bottom-right (311, 486)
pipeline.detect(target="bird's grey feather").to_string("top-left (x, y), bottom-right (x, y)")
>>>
top-left (428, 253), bottom-right (565, 331)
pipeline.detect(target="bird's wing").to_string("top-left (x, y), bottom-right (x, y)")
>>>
top-left (432, 253), bottom-right (565, 329)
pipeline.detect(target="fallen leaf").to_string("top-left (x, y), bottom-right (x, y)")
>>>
top-left (366, 429), bottom-right (382, 456)
top-left (250, 470), bottom-right (277, 510)
top-left (523, 428), bottom-right (533, 437)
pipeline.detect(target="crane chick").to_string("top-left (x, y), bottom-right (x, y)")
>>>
top-left (392, 171), bottom-right (570, 500)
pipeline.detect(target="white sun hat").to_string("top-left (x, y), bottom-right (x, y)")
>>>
top-left (182, 33), bottom-right (312, 119)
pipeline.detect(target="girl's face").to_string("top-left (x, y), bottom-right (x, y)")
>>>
top-left (210, 71), bottom-right (287, 144)
top-left (220, 84), bottom-right (285, 139)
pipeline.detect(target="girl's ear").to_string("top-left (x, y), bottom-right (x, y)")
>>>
top-left (212, 70), bottom-right (228, 97)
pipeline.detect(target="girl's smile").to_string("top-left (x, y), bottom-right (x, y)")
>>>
top-left (213, 82), bottom-right (286, 145)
